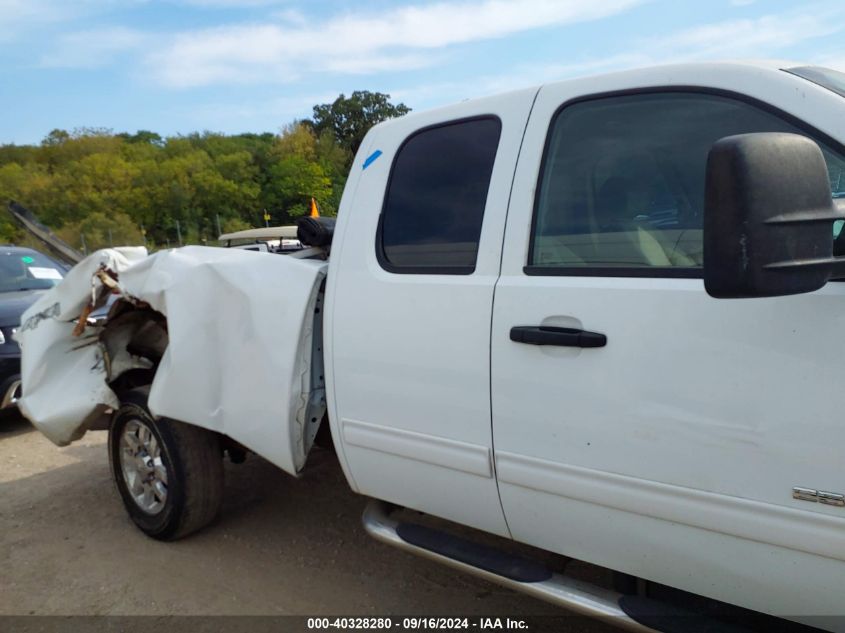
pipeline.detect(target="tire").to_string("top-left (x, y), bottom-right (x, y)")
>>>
top-left (108, 390), bottom-right (223, 540)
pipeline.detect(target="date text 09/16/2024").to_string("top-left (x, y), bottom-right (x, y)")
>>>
top-left (306, 618), bottom-right (529, 630)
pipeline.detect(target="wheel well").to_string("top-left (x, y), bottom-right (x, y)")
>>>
top-left (100, 299), bottom-right (168, 396)
top-left (101, 304), bottom-right (251, 464)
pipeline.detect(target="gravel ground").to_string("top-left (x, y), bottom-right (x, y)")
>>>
top-left (0, 413), bottom-right (614, 633)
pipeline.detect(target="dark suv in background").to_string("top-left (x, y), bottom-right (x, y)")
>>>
top-left (0, 246), bottom-right (66, 409)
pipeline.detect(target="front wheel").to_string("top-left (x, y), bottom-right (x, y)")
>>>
top-left (109, 390), bottom-right (224, 540)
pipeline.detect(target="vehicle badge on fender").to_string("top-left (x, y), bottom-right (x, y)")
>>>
top-left (793, 487), bottom-right (845, 506)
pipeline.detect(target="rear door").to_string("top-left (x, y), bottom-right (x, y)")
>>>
top-left (328, 90), bottom-right (537, 536)
top-left (490, 70), bottom-right (845, 614)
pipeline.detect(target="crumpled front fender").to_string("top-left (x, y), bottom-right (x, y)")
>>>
top-left (18, 245), bottom-right (328, 476)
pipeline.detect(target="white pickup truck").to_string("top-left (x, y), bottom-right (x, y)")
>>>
top-left (17, 61), bottom-right (845, 632)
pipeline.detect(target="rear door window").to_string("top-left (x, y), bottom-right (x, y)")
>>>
top-left (378, 117), bottom-right (502, 274)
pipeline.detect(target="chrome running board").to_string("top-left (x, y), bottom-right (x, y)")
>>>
top-left (362, 500), bottom-right (729, 633)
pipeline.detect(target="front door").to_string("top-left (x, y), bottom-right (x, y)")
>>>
top-left (491, 77), bottom-right (845, 615)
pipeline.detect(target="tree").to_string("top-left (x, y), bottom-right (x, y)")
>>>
top-left (55, 211), bottom-right (143, 252)
top-left (311, 91), bottom-right (410, 156)
top-left (263, 155), bottom-right (332, 222)
top-left (272, 122), bottom-right (318, 162)
top-left (260, 123), bottom-right (337, 221)
top-left (118, 130), bottom-right (164, 146)
top-left (314, 128), bottom-right (351, 213)
top-left (0, 92), bottom-right (406, 246)
top-left (41, 129), bottom-right (69, 147)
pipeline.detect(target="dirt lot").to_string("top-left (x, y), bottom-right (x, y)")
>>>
top-left (0, 414), bottom-right (612, 632)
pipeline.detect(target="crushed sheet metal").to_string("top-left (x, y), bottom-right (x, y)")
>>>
top-left (18, 246), bottom-right (328, 476)
top-left (18, 247), bottom-right (148, 445)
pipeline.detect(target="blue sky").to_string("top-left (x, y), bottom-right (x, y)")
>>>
top-left (1, 0), bottom-right (844, 145)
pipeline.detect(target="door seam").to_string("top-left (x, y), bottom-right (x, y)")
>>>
top-left (488, 85), bottom-right (543, 540)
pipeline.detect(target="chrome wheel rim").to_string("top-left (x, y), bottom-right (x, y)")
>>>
top-left (119, 419), bottom-right (168, 515)
top-left (1, 379), bottom-right (21, 408)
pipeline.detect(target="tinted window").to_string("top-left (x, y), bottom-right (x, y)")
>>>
top-left (380, 117), bottom-right (501, 272)
top-left (529, 92), bottom-right (845, 274)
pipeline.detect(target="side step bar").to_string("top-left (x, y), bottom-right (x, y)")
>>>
top-left (362, 501), bottom-right (750, 633)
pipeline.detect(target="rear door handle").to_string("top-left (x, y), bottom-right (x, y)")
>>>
top-left (510, 326), bottom-right (607, 348)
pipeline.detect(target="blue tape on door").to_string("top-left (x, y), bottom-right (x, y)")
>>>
top-left (363, 150), bottom-right (383, 170)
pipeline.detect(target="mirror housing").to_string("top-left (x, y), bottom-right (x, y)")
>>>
top-left (703, 132), bottom-right (845, 298)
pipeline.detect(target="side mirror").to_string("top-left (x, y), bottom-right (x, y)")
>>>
top-left (703, 132), bottom-right (845, 298)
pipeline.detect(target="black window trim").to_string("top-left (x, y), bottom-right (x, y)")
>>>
top-left (524, 85), bottom-right (845, 279)
top-left (375, 114), bottom-right (503, 275)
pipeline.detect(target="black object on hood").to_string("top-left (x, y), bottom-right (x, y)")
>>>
top-left (296, 216), bottom-right (336, 248)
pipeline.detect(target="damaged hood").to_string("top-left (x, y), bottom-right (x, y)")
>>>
top-left (17, 245), bottom-right (328, 475)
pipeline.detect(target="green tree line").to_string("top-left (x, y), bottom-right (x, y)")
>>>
top-left (0, 91), bottom-right (409, 252)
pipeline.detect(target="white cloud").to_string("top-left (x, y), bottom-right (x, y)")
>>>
top-left (0, 0), bottom-right (83, 38)
top-left (541, 7), bottom-right (845, 80)
top-left (40, 27), bottom-right (150, 69)
top-left (143, 0), bottom-right (646, 87)
top-left (33, 0), bottom-right (845, 117)
top-left (174, 0), bottom-right (290, 7)
top-left (644, 10), bottom-right (842, 60)
top-left (311, 0), bottom-right (643, 51)
top-left (392, 5), bottom-right (845, 110)
top-left (0, 0), bottom-right (286, 44)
